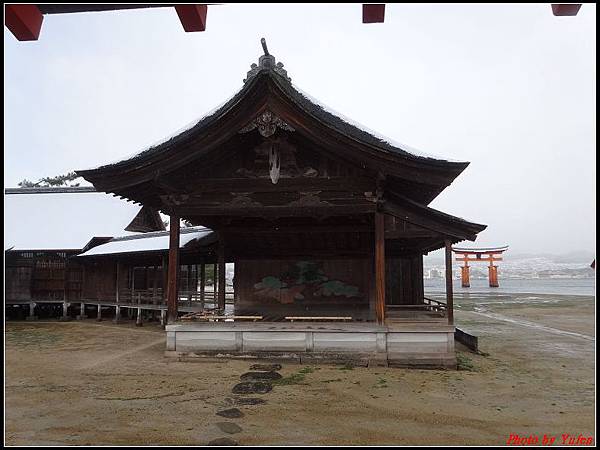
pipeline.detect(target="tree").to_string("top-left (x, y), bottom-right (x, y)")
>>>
top-left (18, 171), bottom-right (81, 188)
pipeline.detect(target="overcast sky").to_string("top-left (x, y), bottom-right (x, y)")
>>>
top-left (4, 4), bottom-right (596, 255)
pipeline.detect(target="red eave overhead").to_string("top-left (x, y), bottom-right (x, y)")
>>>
top-left (551, 4), bottom-right (582, 16)
top-left (174, 4), bottom-right (207, 32)
top-left (5, 4), bottom-right (43, 41)
top-left (362, 4), bottom-right (385, 23)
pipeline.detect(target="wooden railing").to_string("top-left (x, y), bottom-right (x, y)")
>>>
top-left (87, 288), bottom-right (235, 307)
top-left (385, 297), bottom-right (447, 318)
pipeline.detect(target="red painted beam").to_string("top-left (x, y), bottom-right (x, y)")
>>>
top-left (551, 4), bottom-right (582, 16)
top-left (363, 4), bottom-right (385, 24)
top-left (5, 4), bottom-right (44, 41)
top-left (175, 4), bottom-right (207, 32)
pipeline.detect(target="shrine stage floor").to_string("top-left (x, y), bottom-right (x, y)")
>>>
top-left (165, 321), bottom-right (457, 368)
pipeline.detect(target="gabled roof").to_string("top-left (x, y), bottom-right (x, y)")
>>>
top-left (125, 205), bottom-right (166, 233)
top-left (4, 191), bottom-right (143, 250)
top-left (78, 226), bottom-right (215, 257)
top-left (77, 44), bottom-right (469, 204)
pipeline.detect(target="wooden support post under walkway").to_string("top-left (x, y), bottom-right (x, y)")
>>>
top-left (167, 216), bottom-right (180, 324)
top-left (136, 307), bottom-right (143, 327)
top-left (445, 239), bottom-right (454, 326)
top-left (61, 301), bottom-right (69, 321)
top-left (114, 305), bottom-right (121, 323)
top-left (374, 212), bottom-right (385, 325)
top-left (96, 304), bottom-right (102, 321)
top-left (77, 301), bottom-right (87, 320)
top-left (218, 235), bottom-right (226, 311)
top-left (26, 302), bottom-right (37, 321)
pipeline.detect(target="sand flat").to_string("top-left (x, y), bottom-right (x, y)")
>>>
top-left (5, 294), bottom-right (595, 445)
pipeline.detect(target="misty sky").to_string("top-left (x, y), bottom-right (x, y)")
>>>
top-left (4, 4), bottom-right (596, 255)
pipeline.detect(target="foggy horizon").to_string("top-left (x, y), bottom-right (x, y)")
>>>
top-left (4, 4), bottom-right (596, 255)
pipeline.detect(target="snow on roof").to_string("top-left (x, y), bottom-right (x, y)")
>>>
top-left (4, 192), bottom-right (142, 250)
top-left (290, 82), bottom-right (463, 163)
top-left (79, 227), bottom-right (214, 256)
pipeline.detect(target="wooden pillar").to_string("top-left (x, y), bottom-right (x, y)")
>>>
top-left (200, 262), bottom-right (206, 309)
top-left (115, 261), bottom-right (120, 303)
top-left (145, 266), bottom-right (149, 304)
top-left (187, 264), bottom-right (192, 306)
top-left (130, 266), bottom-right (135, 305)
top-left (167, 216), bottom-right (180, 323)
top-left (445, 240), bottom-right (454, 325)
top-left (218, 236), bottom-right (226, 311)
top-left (152, 265), bottom-right (158, 304)
top-left (213, 263), bottom-right (218, 306)
top-left (374, 212), bottom-right (385, 325)
top-left (162, 255), bottom-right (168, 304)
top-left (461, 262), bottom-right (470, 288)
top-left (96, 304), bottom-right (102, 321)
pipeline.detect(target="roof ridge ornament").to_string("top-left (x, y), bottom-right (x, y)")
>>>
top-left (243, 38), bottom-right (291, 84)
top-left (239, 109), bottom-right (295, 137)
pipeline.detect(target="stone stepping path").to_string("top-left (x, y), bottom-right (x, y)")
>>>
top-left (216, 422), bottom-right (243, 434)
top-left (216, 408), bottom-right (244, 418)
top-left (232, 381), bottom-right (273, 394)
top-left (209, 363), bottom-right (283, 444)
top-left (240, 371), bottom-right (282, 381)
top-left (250, 363), bottom-right (282, 371)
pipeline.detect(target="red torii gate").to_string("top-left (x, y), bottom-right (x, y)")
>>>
top-left (452, 246), bottom-right (509, 288)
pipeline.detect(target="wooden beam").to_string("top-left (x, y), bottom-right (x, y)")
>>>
top-left (362, 4), bottom-right (385, 23)
top-left (221, 225), bottom-right (372, 234)
top-left (445, 240), bottom-right (454, 325)
top-left (178, 177), bottom-right (374, 193)
top-left (551, 4), bottom-right (582, 16)
top-left (174, 4), bottom-right (207, 32)
top-left (374, 212), bottom-right (386, 324)
top-left (385, 229), bottom-right (439, 239)
top-left (171, 204), bottom-right (377, 218)
top-left (166, 216), bottom-right (180, 323)
top-left (217, 235), bottom-right (226, 311)
top-left (5, 5), bottom-right (44, 41)
top-left (382, 200), bottom-right (477, 241)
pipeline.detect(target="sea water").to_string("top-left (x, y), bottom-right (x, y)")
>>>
top-left (424, 277), bottom-right (595, 297)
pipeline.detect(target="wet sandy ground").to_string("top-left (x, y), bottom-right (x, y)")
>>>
top-left (5, 293), bottom-right (595, 445)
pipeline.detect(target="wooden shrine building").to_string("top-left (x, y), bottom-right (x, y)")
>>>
top-left (77, 40), bottom-right (486, 367)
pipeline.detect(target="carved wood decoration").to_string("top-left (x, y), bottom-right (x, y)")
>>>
top-left (268, 142), bottom-right (280, 184)
top-left (234, 137), bottom-right (319, 183)
top-left (239, 110), bottom-right (295, 138)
